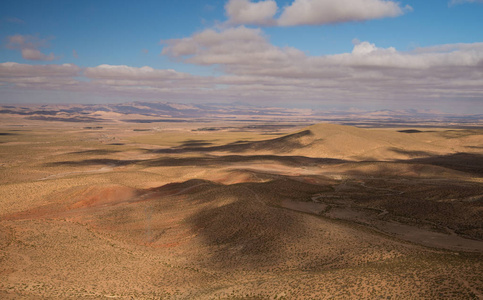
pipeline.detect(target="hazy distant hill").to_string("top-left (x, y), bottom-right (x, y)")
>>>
top-left (1, 101), bottom-right (481, 126)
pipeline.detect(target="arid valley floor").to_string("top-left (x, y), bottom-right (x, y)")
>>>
top-left (1, 104), bottom-right (482, 299)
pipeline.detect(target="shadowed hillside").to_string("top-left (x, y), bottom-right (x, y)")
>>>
top-left (152, 124), bottom-right (483, 161)
top-left (1, 121), bottom-right (482, 299)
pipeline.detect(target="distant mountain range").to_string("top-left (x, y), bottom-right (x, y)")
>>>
top-left (1, 101), bottom-right (481, 127)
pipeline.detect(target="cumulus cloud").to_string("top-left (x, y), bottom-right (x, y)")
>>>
top-left (225, 0), bottom-right (278, 25)
top-left (6, 34), bottom-right (57, 61)
top-left (165, 27), bottom-right (483, 71)
top-left (7, 35), bottom-right (46, 49)
top-left (0, 62), bottom-right (211, 97)
top-left (278, 0), bottom-right (411, 26)
top-left (346, 41), bottom-right (483, 69)
top-left (161, 26), bottom-right (483, 102)
top-left (84, 64), bottom-right (193, 81)
top-left (0, 62), bottom-right (80, 78)
top-left (222, 0), bottom-right (411, 27)
top-left (162, 26), bottom-right (305, 70)
top-left (0, 62), bottom-right (81, 88)
top-left (21, 48), bottom-right (55, 61)
top-left (2, 29), bottom-right (483, 106)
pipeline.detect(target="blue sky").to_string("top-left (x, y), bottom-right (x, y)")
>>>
top-left (1, 0), bottom-right (482, 113)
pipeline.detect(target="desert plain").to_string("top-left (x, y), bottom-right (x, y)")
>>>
top-left (0, 104), bottom-right (482, 299)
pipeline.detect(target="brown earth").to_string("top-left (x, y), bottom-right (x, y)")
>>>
top-left (0, 118), bottom-right (482, 299)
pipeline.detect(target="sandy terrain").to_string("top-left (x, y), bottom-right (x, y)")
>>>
top-left (1, 115), bottom-right (482, 299)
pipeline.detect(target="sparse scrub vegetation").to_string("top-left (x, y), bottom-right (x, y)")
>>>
top-left (0, 118), bottom-right (482, 298)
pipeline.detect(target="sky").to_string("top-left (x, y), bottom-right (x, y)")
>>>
top-left (0, 0), bottom-right (482, 113)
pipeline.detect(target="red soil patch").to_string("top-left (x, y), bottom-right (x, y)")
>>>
top-left (3, 185), bottom-right (139, 221)
top-left (70, 185), bottom-right (138, 209)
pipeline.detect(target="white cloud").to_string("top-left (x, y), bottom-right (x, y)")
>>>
top-left (0, 62), bottom-right (212, 97)
top-left (0, 62), bottom-right (81, 88)
top-left (84, 64), bottom-right (193, 81)
top-left (0, 62), bottom-right (80, 78)
top-left (2, 29), bottom-right (483, 107)
top-left (165, 27), bottom-right (483, 72)
top-left (7, 35), bottom-right (46, 49)
top-left (278, 0), bottom-right (411, 26)
top-left (21, 48), bottom-right (55, 61)
top-left (162, 26), bottom-right (304, 68)
top-left (351, 41), bottom-right (380, 55)
top-left (6, 34), bottom-right (57, 61)
top-left (221, 0), bottom-right (411, 27)
top-left (225, 0), bottom-right (278, 25)
top-left (161, 27), bottom-right (483, 103)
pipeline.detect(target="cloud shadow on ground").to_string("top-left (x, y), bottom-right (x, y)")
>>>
top-left (68, 149), bottom-right (122, 155)
top-left (403, 153), bottom-right (483, 175)
top-left (45, 155), bottom-right (346, 168)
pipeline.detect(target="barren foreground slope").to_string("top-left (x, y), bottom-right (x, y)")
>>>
top-left (1, 119), bottom-right (482, 299)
